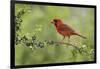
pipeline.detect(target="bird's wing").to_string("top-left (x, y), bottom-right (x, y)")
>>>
top-left (58, 24), bottom-right (75, 32)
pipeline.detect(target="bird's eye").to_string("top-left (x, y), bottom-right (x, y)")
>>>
top-left (54, 20), bottom-right (58, 23)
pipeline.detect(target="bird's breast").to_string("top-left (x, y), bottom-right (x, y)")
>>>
top-left (56, 26), bottom-right (74, 36)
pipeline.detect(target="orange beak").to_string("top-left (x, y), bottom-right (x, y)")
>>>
top-left (51, 20), bottom-right (54, 24)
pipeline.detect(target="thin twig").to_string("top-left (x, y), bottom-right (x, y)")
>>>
top-left (53, 41), bottom-right (81, 52)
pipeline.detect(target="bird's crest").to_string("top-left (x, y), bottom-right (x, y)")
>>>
top-left (51, 17), bottom-right (63, 25)
top-left (53, 17), bottom-right (60, 21)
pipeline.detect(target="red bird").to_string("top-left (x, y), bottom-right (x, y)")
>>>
top-left (51, 18), bottom-right (86, 42)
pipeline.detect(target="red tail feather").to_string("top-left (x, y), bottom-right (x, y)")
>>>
top-left (75, 33), bottom-right (87, 39)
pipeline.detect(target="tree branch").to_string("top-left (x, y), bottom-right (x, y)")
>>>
top-left (53, 41), bottom-right (81, 52)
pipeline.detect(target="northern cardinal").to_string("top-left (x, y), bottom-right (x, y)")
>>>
top-left (51, 18), bottom-right (86, 42)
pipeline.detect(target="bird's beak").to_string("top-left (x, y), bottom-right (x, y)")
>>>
top-left (51, 20), bottom-right (54, 24)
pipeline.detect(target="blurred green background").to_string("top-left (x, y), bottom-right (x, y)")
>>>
top-left (15, 3), bottom-right (95, 65)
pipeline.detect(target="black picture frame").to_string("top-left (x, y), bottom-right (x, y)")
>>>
top-left (10, 1), bottom-right (97, 69)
